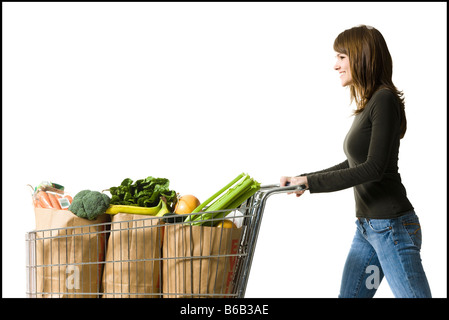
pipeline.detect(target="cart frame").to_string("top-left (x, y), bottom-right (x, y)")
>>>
top-left (25, 184), bottom-right (305, 298)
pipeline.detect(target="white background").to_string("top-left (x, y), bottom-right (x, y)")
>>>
top-left (3, 2), bottom-right (446, 298)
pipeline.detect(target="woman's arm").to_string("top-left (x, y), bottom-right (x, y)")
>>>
top-left (279, 160), bottom-right (349, 197)
top-left (306, 91), bottom-right (400, 193)
top-left (282, 90), bottom-right (400, 194)
top-left (280, 161), bottom-right (349, 196)
top-left (297, 160), bottom-right (349, 177)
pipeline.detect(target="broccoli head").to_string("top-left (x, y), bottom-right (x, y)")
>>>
top-left (68, 189), bottom-right (110, 220)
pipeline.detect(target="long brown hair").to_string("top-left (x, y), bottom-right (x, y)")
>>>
top-left (333, 25), bottom-right (407, 138)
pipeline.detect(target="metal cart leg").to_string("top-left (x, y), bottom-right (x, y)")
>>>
top-left (237, 184), bottom-right (306, 297)
top-left (26, 232), bottom-right (37, 298)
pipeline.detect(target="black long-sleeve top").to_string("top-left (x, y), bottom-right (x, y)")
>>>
top-left (301, 88), bottom-right (414, 218)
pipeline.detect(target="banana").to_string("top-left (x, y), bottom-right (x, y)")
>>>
top-left (105, 199), bottom-right (162, 215)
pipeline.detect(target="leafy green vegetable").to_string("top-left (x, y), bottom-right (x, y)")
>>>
top-left (108, 176), bottom-right (177, 210)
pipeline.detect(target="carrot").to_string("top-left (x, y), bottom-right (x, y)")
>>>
top-left (36, 191), bottom-right (52, 208)
top-left (48, 192), bottom-right (61, 209)
top-left (64, 195), bottom-right (73, 204)
top-left (54, 193), bottom-right (65, 209)
top-left (33, 197), bottom-right (43, 208)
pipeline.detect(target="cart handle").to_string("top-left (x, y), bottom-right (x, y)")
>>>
top-left (259, 182), bottom-right (307, 194)
top-left (256, 182), bottom-right (308, 214)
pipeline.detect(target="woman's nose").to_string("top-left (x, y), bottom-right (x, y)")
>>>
top-left (334, 62), bottom-right (340, 71)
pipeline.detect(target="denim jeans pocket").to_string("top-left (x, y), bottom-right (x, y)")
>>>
top-left (367, 219), bottom-right (392, 233)
top-left (401, 214), bottom-right (422, 249)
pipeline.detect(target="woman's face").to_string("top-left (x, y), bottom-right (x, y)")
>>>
top-left (334, 52), bottom-right (352, 87)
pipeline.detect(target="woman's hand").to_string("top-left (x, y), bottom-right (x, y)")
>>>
top-left (280, 176), bottom-right (291, 187)
top-left (280, 176), bottom-right (308, 197)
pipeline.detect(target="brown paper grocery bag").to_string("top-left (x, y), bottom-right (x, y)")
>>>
top-left (34, 208), bottom-right (110, 298)
top-left (101, 214), bottom-right (163, 298)
top-left (162, 224), bottom-right (243, 298)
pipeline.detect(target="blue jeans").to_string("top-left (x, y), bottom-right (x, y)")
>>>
top-left (339, 211), bottom-right (432, 298)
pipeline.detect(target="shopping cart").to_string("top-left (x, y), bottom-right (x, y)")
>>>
top-left (25, 184), bottom-right (305, 298)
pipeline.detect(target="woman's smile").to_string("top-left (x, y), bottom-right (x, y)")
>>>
top-left (334, 53), bottom-right (352, 86)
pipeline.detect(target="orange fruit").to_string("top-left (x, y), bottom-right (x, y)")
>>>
top-left (216, 220), bottom-right (237, 228)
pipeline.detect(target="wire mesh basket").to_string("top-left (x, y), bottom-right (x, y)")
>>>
top-left (25, 184), bottom-right (304, 298)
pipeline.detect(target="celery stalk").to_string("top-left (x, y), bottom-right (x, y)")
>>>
top-left (184, 173), bottom-right (245, 222)
top-left (225, 182), bottom-right (259, 210)
top-left (206, 176), bottom-right (253, 212)
top-left (192, 177), bottom-right (251, 222)
top-left (189, 175), bottom-right (260, 226)
top-left (199, 181), bottom-right (260, 226)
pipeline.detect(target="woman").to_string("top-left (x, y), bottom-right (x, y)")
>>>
top-left (280, 25), bottom-right (432, 298)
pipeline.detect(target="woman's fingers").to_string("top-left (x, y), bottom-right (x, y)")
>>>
top-left (280, 175), bottom-right (308, 197)
top-left (280, 176), bottom-right (291, 187)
